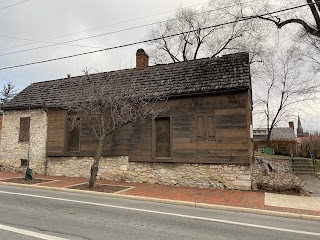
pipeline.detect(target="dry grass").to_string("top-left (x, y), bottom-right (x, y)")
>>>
top-left (252, 156), bottom-right (308, 195)
top-left (254, 151), bottom-right (290, 160)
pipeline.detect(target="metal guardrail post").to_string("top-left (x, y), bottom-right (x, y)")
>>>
top-left (306, 143), bottom-right (316, 175)
top-left (289, 145), bottom-right (294, 172)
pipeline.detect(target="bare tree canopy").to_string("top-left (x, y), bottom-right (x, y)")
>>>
top-left (228, 0), bottom-right (320, 69)
top-left (0, 82), bottom-right (17, 108)
top-left (64, 70), bottom-right (167, 188)
top-left (147, 1), bottom-right (261, 63)
top-left (257, 0), bottom-right (320, 37)
top-left (253, 46), bottom-right (320, 143)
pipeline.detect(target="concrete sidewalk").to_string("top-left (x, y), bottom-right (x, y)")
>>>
top-left (0, 171), bottom-right (320, 221)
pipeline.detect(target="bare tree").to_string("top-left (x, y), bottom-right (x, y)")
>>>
top-left (147, 2), bottom-right (250, 63)
top-left (252, 0), bottom-right (320, 69)
top-left (64, 70), bottom-right (167, 189)
top-left (0, 82), bottom-right (17, 108)
top-left (253, 46), bottom-right (320, 145)
top-left (294, 33), bottom-right (320, 70)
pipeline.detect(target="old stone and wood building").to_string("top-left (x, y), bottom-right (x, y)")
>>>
top-left (0, 50), bottom-right (253, 190)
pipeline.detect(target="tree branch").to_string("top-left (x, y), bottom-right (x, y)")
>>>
top-left (258, 16), bottom-right (320, 37)
top-left (308, 0), bottom-right (320, 29)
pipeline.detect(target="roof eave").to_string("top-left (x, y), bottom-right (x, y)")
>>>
top-left (3, 86), bottom-right (250, 111)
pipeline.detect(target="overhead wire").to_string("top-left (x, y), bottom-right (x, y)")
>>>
top-left (0, 22), bottom-right (169, 56)
top-left (0, 0), bottom-right (258, 55)
top-left (0, 1), bottom-right (208, 52)
top-left (39, 1), bottom-right (207, 40)
top-left (0, 1), bottom-right (316, 71)
top-left (0, 0), bottom-right (30, 12)
top-left (0, 34), bottom-right (103, 50)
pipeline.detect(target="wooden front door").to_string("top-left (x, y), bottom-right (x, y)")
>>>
top-left (155, 117), bottom-right (171, 157)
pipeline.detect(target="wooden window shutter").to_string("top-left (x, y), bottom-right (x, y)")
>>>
top-left (207, 114), bottom-right (216, 140)
top-left (195, 115), bottom-right (205, 140)
top-left (195, 113), bottom-right (216, 141)
top-left (155, 117), bottom-right (171, 157)
top-left (19, 117), bottom-right (30, 142)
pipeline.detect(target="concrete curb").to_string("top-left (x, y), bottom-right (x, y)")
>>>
top-left (1, 181), bottom-right (320, 222)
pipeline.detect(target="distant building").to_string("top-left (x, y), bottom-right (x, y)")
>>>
top-left (253, 122), bottom-right (297, 155)
top-left (297, 115), bottom-right (306, 138)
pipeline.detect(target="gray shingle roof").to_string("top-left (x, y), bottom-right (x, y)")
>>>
top-left (5, 52), bottom-right (251, 109)
top-left (254, 128), bottom-right (296, 142)
top-left (270, 128), bottom-right (297, 141)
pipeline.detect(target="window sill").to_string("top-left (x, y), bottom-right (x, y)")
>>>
top-left (195, 139), bottom-right (216, 142)
top-left (154, 157), bottom-right (172, 160)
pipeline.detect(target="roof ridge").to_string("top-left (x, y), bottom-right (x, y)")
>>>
top-left (30, 52), bottom-right (249, 85)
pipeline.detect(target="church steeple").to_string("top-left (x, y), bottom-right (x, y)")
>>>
top-left (297, 115), bottom-right (304, 137)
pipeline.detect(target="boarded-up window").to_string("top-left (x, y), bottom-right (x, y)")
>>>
top-left (195, 115), bottom-right (205, 140)
top-left (195, 113), bottom-right (215, 141)
top-left (207, 114), bottom-right (215, 140)
top-left (19, 117), bottom-right (30, 142)
top-left (155, 117), bottom-right (171, 158)
top-left (66, 116), bottom-right (80, 152)
top-left (21, 159), bottom-right (28, 167)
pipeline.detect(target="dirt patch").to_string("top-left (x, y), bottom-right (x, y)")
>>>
top-left (252, 156), bottom-right (308, 195)
top-left (1, 178), bottom-right (52, 184)
top-left (68, 183), bottom-right (130, 193)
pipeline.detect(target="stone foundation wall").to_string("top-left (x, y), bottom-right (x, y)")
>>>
top-left (46, 156), bottom-right (251, 190)
top-left (0, 109), bottom-right (47, 173)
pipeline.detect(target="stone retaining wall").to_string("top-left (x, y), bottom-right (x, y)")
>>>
top-left (46, 156), bottom-right (251, 190)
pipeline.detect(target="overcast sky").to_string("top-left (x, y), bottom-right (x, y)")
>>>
top-left (0, 0), bottom-right (202, 90)
top-left (0, 0), bottom-right (319, 132)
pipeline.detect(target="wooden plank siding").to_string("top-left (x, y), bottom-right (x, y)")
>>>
top-left (46, 90), bottom-right (252, 164)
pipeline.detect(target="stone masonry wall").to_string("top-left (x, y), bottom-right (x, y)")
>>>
top-left (47, 156), bottom-right (251, 190)
top-left (0, 109), bottom-right (47, 173)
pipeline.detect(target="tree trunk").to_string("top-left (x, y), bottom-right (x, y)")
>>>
top-left (89, 135), bottom-right (105, 189)
top-left (266, 129), bottom-right (272, 147)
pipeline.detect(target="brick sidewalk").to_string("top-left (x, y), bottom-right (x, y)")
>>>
top-left (1, 171), bottom-right (320, 217)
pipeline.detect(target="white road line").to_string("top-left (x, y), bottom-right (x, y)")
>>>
top-left (1, 190), bottom-right (320, 237)
top-left (0, 223), bottom-right (69, 240)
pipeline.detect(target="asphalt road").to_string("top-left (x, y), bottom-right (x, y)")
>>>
top-left (0, 185), bottom-right (319, 240)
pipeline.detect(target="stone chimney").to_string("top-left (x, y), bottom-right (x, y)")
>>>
top-left (289, 121), bottom-right (294, 130)
top-left (136, 49), bottom-right (149, 70)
